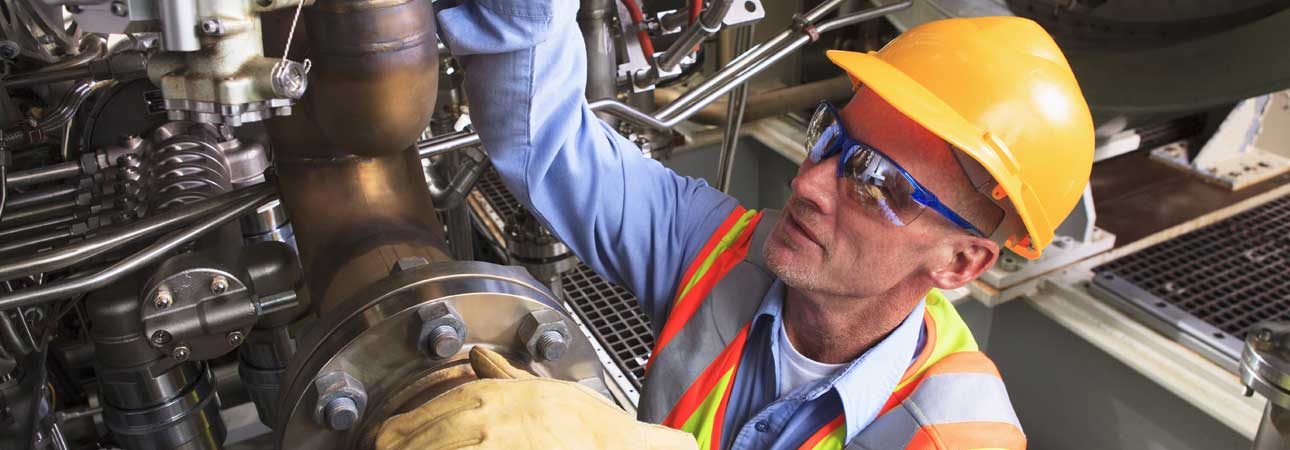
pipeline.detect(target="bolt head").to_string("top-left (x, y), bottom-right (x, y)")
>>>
top-left (151, 330), bottom-right (172, 345)
top-left (210, 276), bottom-right (229, 294)
top-left (153, 290), bottom-right (173, 309)
top-left (172, 345), bottom-right (190, 361)
top-left (227, 331), bottom-right (244, 347)
top-left (110, 1), bottom-right (128, 16)
top-left (200, 18), bottom-right (224, 36)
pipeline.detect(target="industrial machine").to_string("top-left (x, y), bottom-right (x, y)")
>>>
top-left (0, 0), bottom-right (924, 448)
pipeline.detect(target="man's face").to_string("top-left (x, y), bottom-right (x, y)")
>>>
top-left (764, 88), bottom-right (989, 299)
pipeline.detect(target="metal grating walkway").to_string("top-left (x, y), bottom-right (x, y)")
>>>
top-left (1090, 193), bottom-right (1290, 367)
top-left (561, 264), bottom-right (654, 388)
top-left (469, 168), bottom-right (655, 389)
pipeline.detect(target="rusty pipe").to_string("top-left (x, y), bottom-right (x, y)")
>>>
top-left (654, 76), bottom-right (854, 126)
top-left (263, 0), bottom-right (447, 319)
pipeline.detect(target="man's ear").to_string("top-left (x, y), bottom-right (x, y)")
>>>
top-left (928, 236), bottom-right (999, 289)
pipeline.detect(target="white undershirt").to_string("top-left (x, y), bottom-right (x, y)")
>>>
top-left (778, 320), bottom-right (847, 397)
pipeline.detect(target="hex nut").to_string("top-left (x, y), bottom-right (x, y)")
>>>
top-left (390, 256), bottom-right (430, 275)
top-left (312, 371), bottom-right (367, 431)
top-left (416, 302), bottom-right (465, 359)
top-left (516, 309), bottom-right (570, 362)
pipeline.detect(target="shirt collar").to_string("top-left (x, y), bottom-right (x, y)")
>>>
top-left (759, 279), bottom-right (927, 442)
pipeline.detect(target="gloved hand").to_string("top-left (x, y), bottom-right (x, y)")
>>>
top-left (375, 347), bottom-right (698, 450)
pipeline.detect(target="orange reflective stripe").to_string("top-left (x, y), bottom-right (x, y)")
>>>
top-left (663, 324), bottom-right (750, 431)
top-left (904, 422), bottom-right (1026, 450)
top-left (920, 351), bottom-right (1000, 379)
top-left (797, 415), bottom-right (845, 450)
top-left (648, 208), bottom-right (761, 373)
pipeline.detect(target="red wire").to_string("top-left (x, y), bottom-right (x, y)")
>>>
top-left (689, 0), bottom-right (702, 24)
top-left (620, 0), bottom-right (656, 63)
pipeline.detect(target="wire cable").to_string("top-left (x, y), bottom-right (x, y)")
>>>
top-left (620, 0), bottom-right (656, 64)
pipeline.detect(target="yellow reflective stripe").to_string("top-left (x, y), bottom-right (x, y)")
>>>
top-left (673, 209), bottom-right (760, 308)
top-left (807, 425), bottom-right (847, 450)
top-left (681, 367), bottom-right (737, 450)
top-left (894, 289), bottom-right (979, 392)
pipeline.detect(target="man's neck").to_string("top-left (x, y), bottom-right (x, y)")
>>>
top-left (782, 283), bottom-right (925, 364)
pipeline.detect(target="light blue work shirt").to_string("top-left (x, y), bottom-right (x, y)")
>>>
top-left (434, 0), bottom-right (924, 446)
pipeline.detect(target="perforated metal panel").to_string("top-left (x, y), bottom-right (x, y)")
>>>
top-left (561, 263), bottom-right (654, 388)
top-left (1090, 193), bottom-right (1290, 367)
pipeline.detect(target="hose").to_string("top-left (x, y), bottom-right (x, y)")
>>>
top-left (620, 0), bottom-right (656, 64)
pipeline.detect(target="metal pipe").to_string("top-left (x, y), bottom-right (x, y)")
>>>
top-left (0, 214), bottom-right (78, 241)
top-left (580, 0), bottom-right (618, 103)
top-left (426, 151), bottom-right (488, 211)
top-left (0, 229), bottom-right (73, 257)
top-left (0, 200), bottom-right (77, 226)
top-left (654, 76), bottom-right (853, 125)
top-left (265, 0), bottom-right (448, 318)
top-left (416, 1), bottom-right (910, 156)
top-left (5, 185), bottom-right (77, 210)
top-left (0, 185), bottom-right (276, 310)
top-left (0, 186), bottom-right (268, 281)
top-left (716, 25), bottom-right (753, 193)
top-left (657, 0), bottom-right (735, 71)
top-left (6, 161), bottom-right (81, 188)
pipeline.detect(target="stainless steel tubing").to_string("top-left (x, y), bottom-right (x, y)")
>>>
top-left (0, 186), bottom-right (269, 281)
top-left (0, 229), bottom-right (73, 257)
top-left (3, 67), bottom-right (93, 89)
top-left (5, 185), bottom-right (77, 210)
top-left (0, 184), bottom-right (276, 308)
top-left (6, 161), bottom-right (81, 188)
top-left (657, 0), bottom-right (735, 71)
top-left (0, 200), bottom-right (76, 226)
top-left (716, 25), bottom-right (753, 193)
top-left (417, 1), bottom-right (911, 155)
top-left (0, 215), bottom-right (78, 241)
top-left (580, 0), bottom-right (618, 103)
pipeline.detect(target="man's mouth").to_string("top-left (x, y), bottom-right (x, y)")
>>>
top-left (783, 208), bottom-right (824, 250)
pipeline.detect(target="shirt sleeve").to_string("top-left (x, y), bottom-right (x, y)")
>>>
top-left (435, 0), bottom-right (740, 325)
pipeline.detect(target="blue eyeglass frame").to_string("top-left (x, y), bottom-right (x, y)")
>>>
top-left (808, 102), bottom-right (987, 237)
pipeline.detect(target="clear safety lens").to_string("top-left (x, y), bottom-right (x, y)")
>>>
top-left (840, 146), bottom-right (927, 227)
top-left (805, 103), bottom-right (841, 162)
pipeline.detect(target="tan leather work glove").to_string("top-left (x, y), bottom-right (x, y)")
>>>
top-left (375, 347), bottom-right (698, 450)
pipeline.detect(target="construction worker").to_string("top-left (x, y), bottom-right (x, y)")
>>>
top-left (376, 0), bottom-right (1093, 449)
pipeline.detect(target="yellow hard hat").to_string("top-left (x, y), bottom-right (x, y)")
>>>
top-left (826, 16), bottom-right (1094, 259)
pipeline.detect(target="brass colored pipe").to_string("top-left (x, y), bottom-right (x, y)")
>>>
top-left (263, 0), bottom-right (447, 318)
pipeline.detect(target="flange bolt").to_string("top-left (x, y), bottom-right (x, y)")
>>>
top-left (323, 396), bottom-right (359, 431)
top-left (535, 329), bottom-right (567, 362)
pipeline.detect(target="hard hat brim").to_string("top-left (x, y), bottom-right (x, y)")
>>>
top-left (825, 49), bottom-right (1053, 257)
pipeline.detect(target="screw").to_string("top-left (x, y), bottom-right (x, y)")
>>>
top-left (0, 41), bottom-right (19, 61)
top-left (425, 324), bottom-right (462, 359)
top-left (535, 329), bottom-right (567, 361)
top-left (172, 345), bottom-right (190, 361)
top-left (226, 331), bottom-right (244, 347)
top-left (200, 18), bottom-right (224, 36)
top-left (1257, 328), bottom-right (1275, 343)
top-left (110, 1), bottom-right (128, 17)
top-left (323, 396), bottom-right (359, 430)
top-left (210, 276), bottom-right (229, 294)
top-left (150, 330), bottom-right (172, 345)
top-left (153, 290), bottom-right (173, 309)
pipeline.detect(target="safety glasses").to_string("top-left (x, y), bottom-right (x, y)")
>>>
top-left (805, 102), bottom-right (989, 237)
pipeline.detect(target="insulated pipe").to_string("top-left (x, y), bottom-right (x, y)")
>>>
top-left (264, 0), bottom-right (448, 318)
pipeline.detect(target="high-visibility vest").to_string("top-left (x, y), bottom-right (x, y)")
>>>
top-left (641, 207), bottom-right (1025, 450)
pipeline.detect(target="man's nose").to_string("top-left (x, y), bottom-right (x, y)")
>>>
top-left (791, 157), bottom-right (839, 215)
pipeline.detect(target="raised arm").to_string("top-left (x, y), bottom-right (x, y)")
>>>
top-left (435, 0), bottom-right (739, 323)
